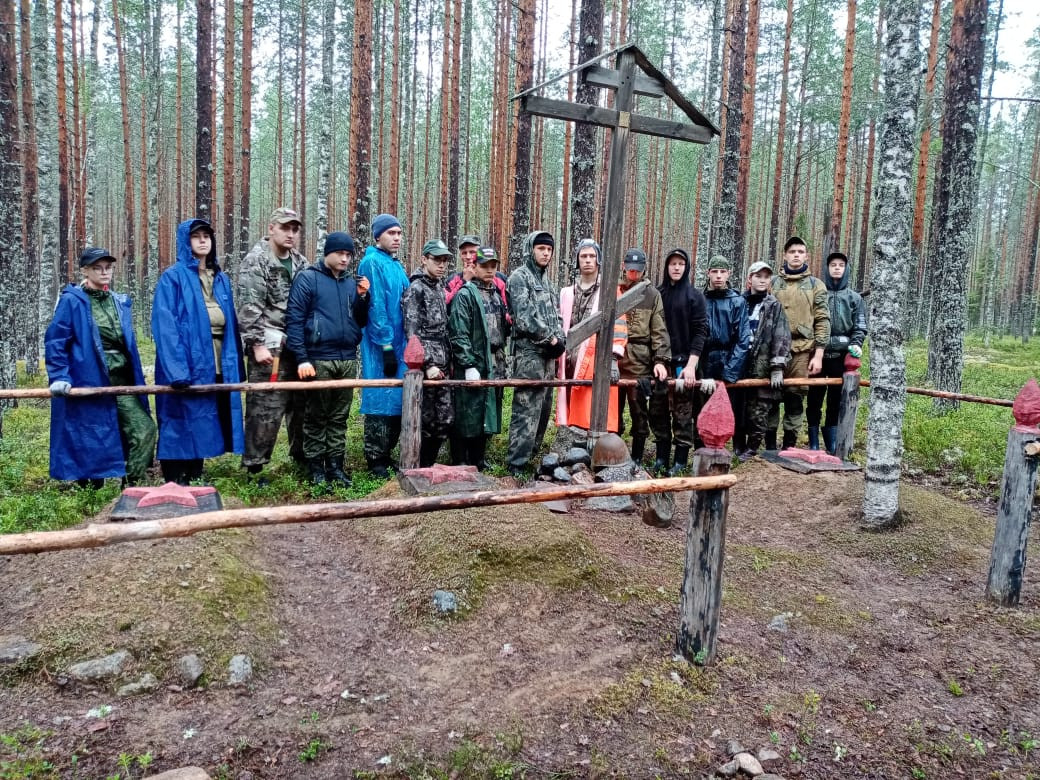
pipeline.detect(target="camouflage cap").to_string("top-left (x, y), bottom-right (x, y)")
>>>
top-left (269, 206), bottom-right (302, 226)
top-left (475, 246), bottom-right (499, 264)
top-left (421, 239), bottom-right (453, 258)
top-left (458, 234), bottom-right (481, 249)
top-left (707, 255), bottom-right (732, 271)
top-left (747, 261), bottom-right (772, 276)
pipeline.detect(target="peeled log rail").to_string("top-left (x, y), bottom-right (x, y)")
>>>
top-left (0, 475), bottom-right (736, 556)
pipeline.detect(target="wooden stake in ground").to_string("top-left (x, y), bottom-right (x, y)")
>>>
top-left (835, 360), bottom-right (861, 460)
top-left (677, 382), bottom-right (735, 665)
top-left (399, 336), bottom-right (426, 471)
top-left (986, 379), bottom-right (1040, 606)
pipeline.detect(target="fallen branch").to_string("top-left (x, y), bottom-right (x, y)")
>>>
top-left (0, 475), bottom-right (737, 556)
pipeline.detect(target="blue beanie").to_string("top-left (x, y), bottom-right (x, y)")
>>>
top-left (371, 214), bottom-right (401, 240)
top-left (324, 231), bottom-right (355, 256)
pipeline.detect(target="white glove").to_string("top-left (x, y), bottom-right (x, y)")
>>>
top-left (49, 380), bottom-right (72, 396)
top-left (675, 376), bottom-right (685, 393)
top-left (464, 367), bottom-right (480, 381)
top-left (425, 366), bottom-right (445, 380)
top-left (700, 378), bottom-right (717, 396)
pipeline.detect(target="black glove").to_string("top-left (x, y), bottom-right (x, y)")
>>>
top-left (541, 337), bottom-right (567, 360)
top-left (170, 379), bottom-right (190, 390)
top-left (636, 377), bottom-right (653, 401)
top-left (382, 347), bottom-right (398, 378)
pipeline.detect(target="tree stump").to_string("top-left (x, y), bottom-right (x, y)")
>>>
top-left (835, 370), bottom-right (861, 460)
top-left (986, 379), bottom-right (1040, 606)
top-left (676, 383), bottom-right (734, 665)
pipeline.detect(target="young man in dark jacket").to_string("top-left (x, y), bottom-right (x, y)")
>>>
top-left (736, 261), bottom-right (790, 459)
top-left (403, 239), bottom-right (455, 466)
top-left (286, 231), bottom-right (370, 486)
top-left (806, 251), bottom-right (866, 453)
top-left (655, 248), bottom-right (709, 475)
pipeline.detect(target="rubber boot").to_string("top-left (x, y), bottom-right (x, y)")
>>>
top-left (823, 426), bottom-right (838, 456)
top-left (782, 430), bottom-right (797, 450)
top-left (764, 431), bottom-right (777, 451)
top-left (306, 458), bottom-right (328, 487)
top-left (807, 426), bottom-right (820, 450)
top-left (419, 436), bottom-right (444, 468)
top-left (668, 445), bottom-right (690, 476)
top-left (470, 436), bottom-right (489, 471)
top-left (325, 455), bottom-right (351, 487)
top-left (652, 440), bottom-right (671, 476)
top-left (630, 435), bottom-right (647, 465)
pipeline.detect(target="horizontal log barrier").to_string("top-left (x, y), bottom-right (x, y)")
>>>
top-left (0, 475), bottom-right (736, 556)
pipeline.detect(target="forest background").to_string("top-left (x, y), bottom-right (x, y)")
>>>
top-left (0, 0), bottom-right (1038, 430)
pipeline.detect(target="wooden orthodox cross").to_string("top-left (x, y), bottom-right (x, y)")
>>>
top-left (514, 44), bottom-right (719, 440)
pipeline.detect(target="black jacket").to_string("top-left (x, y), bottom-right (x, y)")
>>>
top-left (657, 248), bottom-right (709, 369)
top-left (285, 261), bottom-right (370, 362)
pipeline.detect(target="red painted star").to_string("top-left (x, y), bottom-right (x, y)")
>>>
top-left (778, 448), bottom-right (843, 465)
top-left (122, 482), bottom-right (217, 508)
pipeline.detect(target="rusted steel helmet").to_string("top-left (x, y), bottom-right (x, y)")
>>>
top-left (591, 433), bottom-right (632, 470)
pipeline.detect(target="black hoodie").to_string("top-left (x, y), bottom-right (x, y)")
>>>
top-left (657, 248), bottom-right (709, 368)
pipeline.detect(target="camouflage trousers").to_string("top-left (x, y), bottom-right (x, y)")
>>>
top-left (115, 390), bottom-right (157, 484)
top-left (243, 351), bottom-right (306, 467)
top-left (364, 414), bottom-right (402, 469)
top-left (769, 349), bottom-right (810, 435)
top-left (739, 390), bottom-right (777, 451)
top-left (506, 345), bottom-right (555, 471)
top-left (302, 359), bottom-right (358, 461)
top-left (422, 375), bottom-right (454, 439)
top-left (621, 372), bottom-right (672, 444)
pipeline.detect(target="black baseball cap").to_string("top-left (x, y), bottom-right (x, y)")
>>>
top-left (623, 248), bottom-right (647, 269)
top-left (79, 247), bottom-right (117, 267)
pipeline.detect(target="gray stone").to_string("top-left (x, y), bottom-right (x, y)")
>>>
top-left (570, 467), bottom-right (594, 485)
top-left (176, 654), bottom-right (205, 688)
top-left (570, 462), bottom-right (588, 474)
top-left (117, 673), bottom-right (159, 697)
top-left (636, 489), bottom-right (675, 528)
top-left (227, 655), bottom-right (253, 685)
top-left (551, 467), bottom-right (572, 483)
top-left (583, 494), bottom-right (636, 513)
top-left (757, 775), bottom-right (787, 780)
top-left (432, 590), bottom-right (458, 614)
top-left (715, 759), bottom-right (739, 777)
top-left (594, 464), bottom-right (637, 483)
top-left (757, 748), bottom-right (782, 766)
top-left (539, 453), bottom-right (561, 475)
top-left (67, 650), bottom-right (132, 682)
top-left (768, 613), bottom-right (792, 632)
top-left (144, 769), bottom-right (211, 780)
top-left (734, 752), bottom-right (764, 775)
top-left (726, 739), bottom-right (746, 757)
top-left (0, 636), bottom-right (42, 664)
top-left (540, 500), bottom-right (571, 514)
top-left (561, 447), bottom-right (591, 467)
top-left (550, 425), bottom-right (588, 455)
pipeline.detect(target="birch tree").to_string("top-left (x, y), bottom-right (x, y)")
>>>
top-left (0, 0), bottom-right (21, 431)
top-left (862, 0), bottom-right (920, 529)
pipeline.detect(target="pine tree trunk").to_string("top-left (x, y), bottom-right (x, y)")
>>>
top-left (825, 0), bottom-right (856, 259)
top-left (766, 0), bottom-right (793, 264)
top-left (54, 0), bottom-right (72, 284)
top-left (733, 0), bottom-right (758, 277)
top-left (19, 0), bottom-right (40, 373)
top-left (33, 0), bottom-right (58, 324)
top-left (68, 0), bottom-right (82, 257)
top-left (83, 0), bottom-right (98, 245)
top-left (694, 0), bottom-right (722, 280)
top-left (111, 0), bottom-right (136, 298)
top-left (297, 1), bottom-right (307, 255)
top-left (348, 0), bottom-right (373, 244)
top-left (925, 0), bottom-right (987, 408)
top-left (714, 0), bottom-right (745, 263)
top-left (239, 0), bottom-right (253, 257)
top-left (315, 0), bottom-right (336, 256)
top-left (508, 0), bottom-right (535, 266)
top-left (785, 2), bottom-right (818, 239)
top-left (855, 0), bottom-right (882, 291)
top-left (385, 0), bottom-right (401, 216)
top-left (145, 0), bottom-right (160, 320)
top-left (568, 0), bottom-right (604, 248)
top-left (0, 0), bottom-right (21, 427)
top-left (447, 0), bottom-right (461, 246)
top-left (862, 0), bottom-right (920, 529)
top-left (222, 0), bottom-right (235, 263)
top-left (196, 0), bottom-right (213, 220)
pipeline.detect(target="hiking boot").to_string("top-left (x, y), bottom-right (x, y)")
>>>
top-left (630, 435), bottom-right (647, 465)
top-left (325, 456), bottom-right (351, 487)
top-left (306, 459), bottom-right (328, 486)
top-left (782, 430), bottom-right (797, 450)
top-left (764, 431), bottom-right (777, 451)
top-left (369, 463), bottom-right (391, 479)
top-left (807, 426), bottom-right (820, 450)
top-left (652, 441), bottom-right (671, 476)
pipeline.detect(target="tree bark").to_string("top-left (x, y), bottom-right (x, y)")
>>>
top-left (714, 0), bottom-right (745, 263)
top-left (0, 0), bottom-right (21, 430)
top-left (33, 0), bottom-right (58, 324)
top-left (767, 0), bottom-right (793, 264)
top-left (925, 0), bottom-right (987, 409)
top-left (825, 0), bottom-right (856, 259)
top-left (732, 0), bottom-right (758, 277)
top-left (508, 0), bottom-right (536, 267)
top-left (862, 0), bottom-right (920, 529)
top-left (18, 0), bottom-right (40, 374)
top-left (315, 0), bottom-right (336, 256)
top-left (568, 0), bottom-right (604, 249)
top-left (239, 0), bottom-right (253, 258)
top-left (195, 0), bottom-right (214, 220)
top-left (349, 0), bottom-right (373, 244)
top-left (222, 0), bottom-right (236, 263)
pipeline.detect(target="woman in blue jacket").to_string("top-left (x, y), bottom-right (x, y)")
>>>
top-left (152, 219), bottom-right (244, 484)
top-left (46, 247), bottom-right (156, 488)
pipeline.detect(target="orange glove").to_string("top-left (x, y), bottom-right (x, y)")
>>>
top-left (357, 276), bottom-right (370, 296)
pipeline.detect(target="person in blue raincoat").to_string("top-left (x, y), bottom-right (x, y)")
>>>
top-left (357, 213), bottom-right (410, 478)
top-left (46, 247), bottom-right (156, 488)
top-left (152, 218), bottom-right (245, 484)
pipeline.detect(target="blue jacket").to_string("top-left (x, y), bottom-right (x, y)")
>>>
top-left (286, 261), bottom-right (369, 363)
top-left (702, 286), bottom-right (752, 383)
top-left (151, 219), bottom-right (245, 459)
top-left (45, 285), bottom-right (151, 480)
top-left (358, 244), bottom-right (409, 415)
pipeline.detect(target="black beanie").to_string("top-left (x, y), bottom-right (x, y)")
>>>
top-left (324, 231), bottom-right (356, 256)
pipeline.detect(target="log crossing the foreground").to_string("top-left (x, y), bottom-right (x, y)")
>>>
top-left (0, 475), bottom-right (736, 556)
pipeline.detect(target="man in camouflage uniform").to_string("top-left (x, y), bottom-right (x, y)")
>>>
top-left (402, 239), bottom-right (455, 466)
top-left (236, 206), bottom-right (309, 480)
top-left (770, 236), bottom-right (830, 449)
top-left (617, 248), bottom-right (671, 468)
top-left (506, 230), bottom-right (566, 478)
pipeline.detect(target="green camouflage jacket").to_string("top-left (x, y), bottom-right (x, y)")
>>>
top-left (506, 232), bottom-right (564, 350)
top-left (236, 237), bottom-right (308, 349)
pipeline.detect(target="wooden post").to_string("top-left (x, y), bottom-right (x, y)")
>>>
top-left (986, 380), bottom-right (1040, 606)
top-left (676, 383), bottom-right (735, 665)
top-left (399, 335), bottom-right (426, 471)
top-left (835, 370), bottom-right (860, 460)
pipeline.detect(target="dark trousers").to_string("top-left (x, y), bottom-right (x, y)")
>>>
top-left (806, 354), bottom-right (845, 428)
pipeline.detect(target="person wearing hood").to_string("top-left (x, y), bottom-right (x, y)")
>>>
top-left (696, 256), bottom-right (751, 447)
top-left (152, 219), bottom-right (245, 484)
top-left (505, 230), bottom-right (566, 478)
top-left (805, 251), bottom-right (866, 453)
top-left (236, 206), bottom-right (309, 482)
top-left (402, 238), bottom-right (455, 466)
top-left (655, 248), bottom-right (709, 475)
top-left (46, 247), bottom-right (157, 488)
top-left (770, 236), bottom-right (830, 449)
top-left (617, 248), bottom-right (672, 470)
top-left (358, 213), bottom-right (411, 478)
top-left (285, 231), bottom-right (370, 487)
top-left (735, 261), bottom-right (790, 460)
top-left (556, 238), bottom-right (627, 432)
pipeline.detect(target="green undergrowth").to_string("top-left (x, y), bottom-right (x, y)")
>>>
top-left (353, 499), bottom-right (606, 621)
top-left (0, 530), bottom-right (276, 686)
top-left (590, 656), bottom-right (721, 720)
